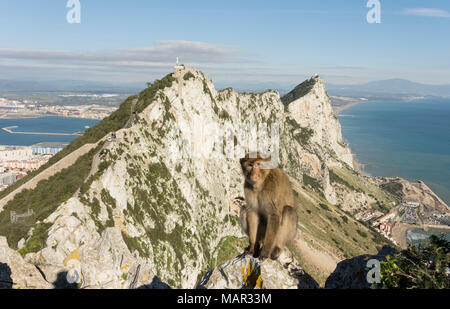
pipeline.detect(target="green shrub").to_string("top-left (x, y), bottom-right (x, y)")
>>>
top-left (18, 222), bottom-right (52, 256)
top-left (356, 229), bottom-right (368, 238)
top-left (329, 169), bottom-right (359, 192)
top-left (183, 72), bottom-right (195, 80)
top-left (295, 128), bottom-right (314, 145)
top-left (303, 174), bottom-right (323, 194)
top-left (136, 74), bottom-right (175, 114)
top-left (374, 235), bottom-right (450, 289)
top-left (319, 203), bottom-right (330, 211)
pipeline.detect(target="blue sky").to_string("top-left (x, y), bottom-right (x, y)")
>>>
top-left (0, 0), bottom-right (449, 88)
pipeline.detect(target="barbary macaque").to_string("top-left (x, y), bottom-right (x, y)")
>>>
top-left (239, 153), bottom-right (298, 260)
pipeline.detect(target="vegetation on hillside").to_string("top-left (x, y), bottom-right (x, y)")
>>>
top-left (136, 74), bottom-right (175, 114)
top-left (0, 95), bottom-right (135, 200)
top-left (0, 75), bottom-right (180, 251)
top-left (330, 167), bottom-right (399, 214)
top-left (288, 181), bottom-right (396, 286)
top-left (0, 142), bottom-right (104, 250)
top-left (281, 77), bottom-right (317, 106)
top-left (374, 235), bottom-right (450, 289)
top-left (183, 72), bottom-right (195, 81)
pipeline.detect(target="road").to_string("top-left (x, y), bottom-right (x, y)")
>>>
top-left (76, 98), bottom-right (137, 194)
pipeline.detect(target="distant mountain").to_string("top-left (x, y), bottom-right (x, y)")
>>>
top-left (0, 79), bottom-right (142, 94)
top-left (327, 79), bottom-right (450, 98)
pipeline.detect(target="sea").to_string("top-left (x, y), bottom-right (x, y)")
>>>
top-left (338, 99), bottom-right (450, 206)
top-left (338, 99), bottom-right (450, 244)
top-left (0, 116), bottom-right (99, 146)
top-left (405, 227), bottom-right (450, 245)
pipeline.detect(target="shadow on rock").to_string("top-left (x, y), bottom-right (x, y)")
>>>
top-left (0, 263), bottom-right (13, 289)
top-left (52, 271), bottom-right (80, 289)
top-left (325, 246), bottom-right (398, 289)
top-left (137, 276), bottom-right (172, 289)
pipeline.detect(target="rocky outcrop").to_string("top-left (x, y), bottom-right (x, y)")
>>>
top-left (0, 236), bottom-right (52, 289)
top-left (198, 250), bottom-right (319, 289)
top-left (2, 68), bottom-right (397, 289)
top-left (374, 177), bottom-right (450, 216)
top-left (324, 246), bottom-right (397, 289)
top-left (11, 68), bottom-right (359, 289)
top-left (283, 76), bottom-right (354, 169)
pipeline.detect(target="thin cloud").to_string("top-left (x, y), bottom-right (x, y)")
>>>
top-left (320, 66), bottom-right (367, 71)
top-left (403, 8), bottom-right (450, 18)
top-left (0, 40), bottom-right (247, 69)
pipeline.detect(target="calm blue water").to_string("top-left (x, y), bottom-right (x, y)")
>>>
top-left (339, 99), bottom-right (450, 206)
top-left (0, 116), bottom-right (99, 146)
top-left (406, 228), bottom-right (450, 245)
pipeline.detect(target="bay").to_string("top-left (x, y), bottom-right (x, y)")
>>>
top-left (338, 99), bottom-right (450, 206)
top-left (0, 116), bottom-right (99, 146)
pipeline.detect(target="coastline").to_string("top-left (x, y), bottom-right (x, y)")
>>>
top-left (331, 100), bottom-right (369, 176)
top-left (332, 101), bottom-right (364, 115)
top-left (351, 154), bottom-right (368, 176)
top-left (0, 113), bottom-right (102, 121)
top-left (393, 223), bottom-right (450, 249)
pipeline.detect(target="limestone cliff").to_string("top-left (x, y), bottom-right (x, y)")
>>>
top-left (0, 68), bottom-right (399, 288)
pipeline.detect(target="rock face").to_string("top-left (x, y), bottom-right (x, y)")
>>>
top-left (198, 250), bottom-right (319, 289)
top-left (284, 76), bottom-right (353, 169)
top-left (3, 68), bottom-right (397, 289)
top-left (10, 68), bottom-right (357, 289)
top-left (0, 236), bottom-right (52, 289)
top-left (325, 246), bottom-right (397, 289)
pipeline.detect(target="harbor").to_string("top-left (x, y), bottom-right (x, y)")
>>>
top-left (2, 126), bottom-right (83, 136)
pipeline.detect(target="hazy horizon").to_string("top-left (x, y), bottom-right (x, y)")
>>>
top-left (1, 0), bottom-right (450, 87)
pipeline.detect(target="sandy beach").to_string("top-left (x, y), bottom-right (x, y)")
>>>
top-left (333, 101), bottom-right (362, 115)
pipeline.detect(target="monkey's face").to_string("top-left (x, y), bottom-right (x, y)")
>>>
top-left (240, 159), bottom-right (267, 184)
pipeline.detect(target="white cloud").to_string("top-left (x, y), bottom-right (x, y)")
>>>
top-left (0, 40), bottom-right (246, 70)
top-left (403, 8), bottom-right (450, 18)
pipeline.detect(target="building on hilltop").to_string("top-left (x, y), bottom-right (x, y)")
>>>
top-left (174, 57), bottom-right (185, 72)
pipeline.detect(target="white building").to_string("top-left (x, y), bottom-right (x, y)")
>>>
top-left (174, 57), bottom-right (185, 72)
top-left (404, 199), bottom-right (420, 208)
top-left (0, 146), bottom-right (33, 161)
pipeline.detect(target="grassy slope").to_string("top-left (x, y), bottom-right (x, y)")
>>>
top-left (288, 176), bottom-right (397, 286)
top-left (0, 95), bottom-right (136, 201)
top-left (0, 74), bottom-right (177, 251)
top-left (330, 167), bottom-right (399, 213)
top-left (0, 95), bottom-right (135, 250)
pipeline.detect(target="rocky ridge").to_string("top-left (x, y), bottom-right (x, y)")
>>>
top-left (0, 68), bottom-right (424, 288)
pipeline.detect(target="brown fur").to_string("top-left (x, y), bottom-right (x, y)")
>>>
top-left (239, 153), bottom-right (298, 260)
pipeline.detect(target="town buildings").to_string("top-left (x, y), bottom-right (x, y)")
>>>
top-left (0, 143), bottom-right (67, 191)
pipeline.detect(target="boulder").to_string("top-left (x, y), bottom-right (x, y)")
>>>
top-left (197, 250), bottom-right (319, 289)
top-left (325, 246), bottom-right (397, 289)
top-left (0, 236), bottom-right (52, 289)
